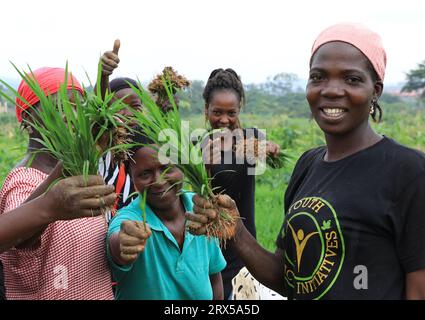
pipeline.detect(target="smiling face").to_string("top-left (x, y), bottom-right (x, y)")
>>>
top-left (205, 89), bottom-right (241, 130)
top-left (306, 42), bottom-right (383, 137)
top-left (130, 145), bottom-right (183, 210)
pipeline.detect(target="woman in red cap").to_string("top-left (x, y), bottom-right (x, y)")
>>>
top-left (186, 23), bottom-right (425, 299)
top-left (0, 67), bottom-right (116, 299)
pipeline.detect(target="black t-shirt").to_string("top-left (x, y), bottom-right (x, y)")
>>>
top-left (276, 137), bottom-right (425, 299)
top-left (0, 260), bottom-right (5, 300)
top-left (207, 128), bottom-right (260, 298)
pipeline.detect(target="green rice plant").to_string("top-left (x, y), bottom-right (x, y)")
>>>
top-left (139, 189), bottom-right (148, 232)
top-left (128, 78), bottom-right (238, 241)
top-left (266, 150), bottom-right (291, 169)
top-left (232, 134), bottom-right (291, 169)
top-left (0, 62), bottom-right (131, 179)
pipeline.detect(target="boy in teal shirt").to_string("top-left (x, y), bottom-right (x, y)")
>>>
top-left (107, 135), bottom-right (226, 300)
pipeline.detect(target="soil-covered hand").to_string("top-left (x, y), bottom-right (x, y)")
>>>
top-left (43, 175), bottom-right (116, 221)
top-left (118, 220), bottom-right (152, 264)
top-left (186, 194), bottom-right (240, 236)
top-left (266, 140), bottom-right (281, 158)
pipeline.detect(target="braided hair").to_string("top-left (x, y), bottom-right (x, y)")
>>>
top-left (203, 68), bottom-right (245, 129)
top-left (203, 68), bottom-right (245, 107)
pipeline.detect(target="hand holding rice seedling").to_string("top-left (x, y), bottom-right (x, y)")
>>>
top-left (118, 219), bottom-right (152, 265)
top-left (1, 63), bottom-right (131, 178)
top-left (148, 67), bottom-right (190, 112)
top-left (233, 135), bottom-right (290, 169)
top-left (0, 63), bottom-right (132, 222)
top-left (129, 78), bottom-right (238, 243)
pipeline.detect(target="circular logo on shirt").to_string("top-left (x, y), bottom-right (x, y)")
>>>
top-left (282, 197), bottom-right (345, 300)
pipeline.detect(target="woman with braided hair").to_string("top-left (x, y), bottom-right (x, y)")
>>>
top-left (201, 68), bottom-right (281, 299)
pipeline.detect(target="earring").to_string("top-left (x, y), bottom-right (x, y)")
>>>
top-left (370, 98), bottom-right (376, 115)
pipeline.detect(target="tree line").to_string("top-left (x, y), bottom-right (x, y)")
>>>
top-left (1, 60), bottom-right (424, 118)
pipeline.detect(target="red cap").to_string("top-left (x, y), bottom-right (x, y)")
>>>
top-left (16, 67), bottom-right (84, 122)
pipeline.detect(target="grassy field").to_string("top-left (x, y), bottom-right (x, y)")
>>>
top-left (0, 114), bottom-right (27, 181)
top-left (1, 110), bottom-right (424, 251)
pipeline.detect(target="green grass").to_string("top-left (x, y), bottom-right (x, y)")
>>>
top-left (0, 123), bottom-right (27, 181)
top-left (255, 182), bottom-right (286, 250)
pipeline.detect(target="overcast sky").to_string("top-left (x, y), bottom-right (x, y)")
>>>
top-left (1, 0), bottom-right (424, 87)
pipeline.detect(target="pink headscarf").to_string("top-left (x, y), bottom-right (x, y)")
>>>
top-left (311, 23), bottom-right (387, 81)
top-left (15, 67), bottom-right (84, 122)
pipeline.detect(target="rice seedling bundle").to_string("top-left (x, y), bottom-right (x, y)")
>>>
top-left (0, 63), bottom-right (131, 179)
top-left (129, 79), bottom-right (238, 242)
top-left (148, 67), bottom-right (190, 112)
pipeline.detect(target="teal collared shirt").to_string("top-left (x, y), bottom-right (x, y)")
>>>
top-left (107, 191), bottom-right (226, 300)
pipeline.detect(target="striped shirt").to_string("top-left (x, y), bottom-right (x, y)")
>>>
top-left (99, 152), bottom-right (136, 223)
top-left (0, 167), bottom-right (114, 300)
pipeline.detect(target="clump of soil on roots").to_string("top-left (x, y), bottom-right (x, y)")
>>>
top-left (204, 195), bottom-right (239, 247)
top-left (94, 117), bottom-right (131, 164)
top-left (148, 66), bottom-right (190, 110)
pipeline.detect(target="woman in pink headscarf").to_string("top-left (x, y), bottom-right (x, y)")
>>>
top-left (186, 23), bottom-right (425, 299)
top-left (0, 67), bottom-right (116, 299)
